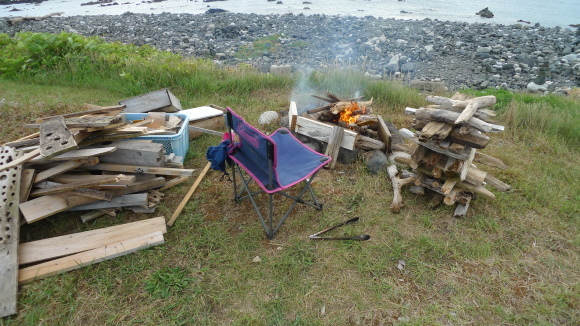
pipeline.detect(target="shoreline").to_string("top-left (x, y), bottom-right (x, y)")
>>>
top-left (1, 11), bottom-right (579, 93)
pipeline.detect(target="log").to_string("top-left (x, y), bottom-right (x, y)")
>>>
top-left (7, 12), bottom-right (63, 26)
top-left (473, 152), bottom-right (507, 170)
top-left (387, 165), bottom-right (416, 213)
top-left (428, 193), bottom-right (445, 208)
top-left (427, 104), bottom-right (496, 121)
top-left (405, 107), bottom-right (504, 133)
top-left (399, 128), bottom-right (473, 160)
top-left (295, 116), bottom-right (358, 150)
top-left (324, 126), bottom-right (343, 169)
top-left (330, 99), bottom-right (373, 115)
top-left (356, 135), bottom-right (385, 151)
top-left (454, 96), bottom-right (497, 125)
top-left (484, 174), bottom-right (511, 191)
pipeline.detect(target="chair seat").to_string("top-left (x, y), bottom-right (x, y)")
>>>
top-left (230, 129), bottom-right (329, 194)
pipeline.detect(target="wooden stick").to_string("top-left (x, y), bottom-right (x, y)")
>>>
top-left (167, 162), bottom-right (211, 226)
top-left (387, 165), bottom-right (416, 213)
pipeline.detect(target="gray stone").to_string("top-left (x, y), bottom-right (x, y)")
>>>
top-left (270, 64), bottom-right (292, 75)
top-left (258, 111), bottom-right (280, 125)
top-left (401, 62), bottom-right (416, 73)
top-left (527, 82), bottom-right (548, 92)
top-left (364, 151), bottom-right (389, 175)
top-left (338, 147), bottom-right (361, 165)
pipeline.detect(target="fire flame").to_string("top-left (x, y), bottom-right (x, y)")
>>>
top-left (339, 102), bottom-right (366, 124)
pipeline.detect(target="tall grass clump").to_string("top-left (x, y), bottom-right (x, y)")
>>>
top-left (307, 68), bottom-right (425, 111)
top-left (0, 32), bottom-right (292, 100)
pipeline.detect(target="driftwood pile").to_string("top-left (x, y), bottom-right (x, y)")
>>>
top-left (0, 101), bottom-right (200, 318)
top-left (288, 93), bottom-right (392, 169)
top-left (388, 93), bottom-right (511, 216)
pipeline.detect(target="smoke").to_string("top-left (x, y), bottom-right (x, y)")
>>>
top-left (289, 67), bottom-right (319, 114)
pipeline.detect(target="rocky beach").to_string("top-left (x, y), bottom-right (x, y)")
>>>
top-left (1, 11), bottom-right (579, 93)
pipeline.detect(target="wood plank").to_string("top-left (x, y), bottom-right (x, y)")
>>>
top-left (168, 162), bottom-right (211, 227)
top-left (148, 112), bottom-right (167, 129)
top-left (20, 169), bottom-right (36, 203)
top-left (67, 193), bottom-right (148, 211)
top-left (19, 216), bottom-right (166, 265)
top-left (188, 116), bottom-right (224, 139)
top-left (82, 163), bottom-right (194, 176)
top-left (188, 125), bottom-right (225, 137)
top-left (419, 121), bottom-right (447, 141)
top-left (31, 147), bottom-right (116, 162)
top-left (80, 210), bottom-right (107, 223)
top-left (0, 148), bottom-right (40, 173)
top-left (324, 126), bottom-right (343, 170)
top-left (0, 147), bottom-right (21, 318)
top-left (39, 117), bottom-right (78, 158)
top-left (20, 193), bottom-right (100, 224)
top-left (289, 101), bottom-right (298, 131)
top-left (110, 177), bottom-right (166, 195)
top-left (19, 231), bottom-right (164, 284)
top-left (95, 141), bottom-right (165, 167)
top-left (33, 158), bottom-right (97, 183)
top-left (376, 115), bottom-right (392, 153)
top-left (30, 175), bottom-right (121, 197)
top-left (295, 116), bottom-right (358, 150)
top-left (36, 104), bottom-right (125, 122)
top-left (50, 174), bottom-right (136, 185)
top-left (158, 176), bottom-right (191, 192)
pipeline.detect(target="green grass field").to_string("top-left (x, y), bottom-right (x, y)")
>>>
top-left (0, 32), bottom-right (578, 325)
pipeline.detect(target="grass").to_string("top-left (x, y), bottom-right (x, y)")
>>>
top-left (0, 33), bottom-right (579, 325)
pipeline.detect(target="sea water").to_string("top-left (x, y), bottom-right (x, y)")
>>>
top-left (0, 0), bottom-right (578, 28)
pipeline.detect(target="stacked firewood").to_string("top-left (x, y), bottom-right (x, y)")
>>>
top-left (388, 93), bottom-right (510, 217)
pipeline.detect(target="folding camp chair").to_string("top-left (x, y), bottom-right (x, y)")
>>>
top-left (226, 108), bottom-right (331, 239)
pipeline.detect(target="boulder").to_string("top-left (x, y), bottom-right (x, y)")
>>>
top-left (527, 82), bottom-right (548, 93)
top-left (476, 7), bottom-right (494, 18)
top-left (258, 111), bottom-right (280, 125)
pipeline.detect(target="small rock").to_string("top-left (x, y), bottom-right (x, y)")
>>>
top-left (258, 111), bottom-right (279, 125)
top-left (252, 256), bottom-right (262, 263)
top-left (476, 7), bottom-right (494, 18)
top-left (364, 150), bottom-right (388, 175)
top-left (527, 82), bottom-right (548, 92)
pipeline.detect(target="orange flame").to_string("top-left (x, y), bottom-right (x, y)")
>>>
top-left (339, 102), bottom-right (366, 124)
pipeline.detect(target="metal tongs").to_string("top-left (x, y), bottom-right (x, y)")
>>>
top-left (309, 217), bottom-right (371, 241)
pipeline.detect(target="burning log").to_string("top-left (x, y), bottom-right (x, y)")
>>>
top-left (330, 99), bottom-right (373, 115)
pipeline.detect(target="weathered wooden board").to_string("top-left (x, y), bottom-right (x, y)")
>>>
top-left (0, 148), bottom-right (40, 173)
top-left (39, 117), bottom-right (79, 158)
top-left (0, 147), bottom-right (21, 318)
top-left (324, 126), bottom-right (343, 169)
top-left (67, 193), bottom-right (148, 211)
top-left (31, 147), bottom-right (116, 162)
top-left (19, 168), bottom-right (36, 203)
top-left (20, 193), bottom-right (100, 224)
top-left (95, 141), bottom-right (165, 167)
top-left (119, 88), bottom-right (181, 113)
top-left (295, 116), bottom-right (358, 150)
top-left (188, 115), bottom-right (225, 139)
top-left (19, 217), bottom-right (166, 265)
top-left (82, 163), bottom-right (194, 176)
top-left (30, 175), bottom-right (120, 197)
top-left (376, 115), bottom-right (392, 153)
top-left (19, 231), bottom-right (165, 284)
top-left (33, 158), bottom-right (98, 183)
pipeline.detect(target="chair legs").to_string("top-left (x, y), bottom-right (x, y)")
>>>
top-left (231, 163), bottom-right (323, 239)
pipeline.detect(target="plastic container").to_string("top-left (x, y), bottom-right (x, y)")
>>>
top-left (121, 113), bottom-right (189, 162)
